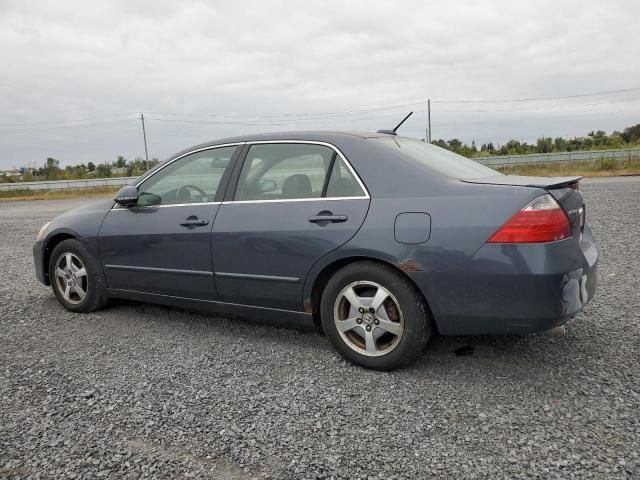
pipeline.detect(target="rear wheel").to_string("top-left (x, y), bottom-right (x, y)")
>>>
top-left (48, 239), bottom-right (107, 313)
top-left (321, 261), bottom-right (432, 370)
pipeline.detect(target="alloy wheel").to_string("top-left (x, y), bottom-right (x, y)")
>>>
top-left (54, 252), bottom-right (88, 305)
top-left (333, 281), bottom-right (404, 357)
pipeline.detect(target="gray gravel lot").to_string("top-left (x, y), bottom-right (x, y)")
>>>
top-left (1, 177), bottom-right (639, 479)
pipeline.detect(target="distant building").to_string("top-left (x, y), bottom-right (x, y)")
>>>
top-left (111, 167), bottom-right (128, 175)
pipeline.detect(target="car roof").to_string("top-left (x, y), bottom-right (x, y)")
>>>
top-left (168, 131), bottom-right (390, 159)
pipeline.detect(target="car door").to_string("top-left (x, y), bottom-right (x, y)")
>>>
top-left (99, 144), bottom-right (241, 300)
top-left (211, 141), bottom-right (370, 310)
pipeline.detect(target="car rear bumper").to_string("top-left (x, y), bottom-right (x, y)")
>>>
top-left (33, 240), bottom-right (48, 285)
top-left (409, 225), bottom-right (598, 335)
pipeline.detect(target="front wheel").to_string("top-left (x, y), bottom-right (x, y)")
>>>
top-left (48, 239), bottom-right (107, 313)
top-left (320, 261), bottom-right (432, 370)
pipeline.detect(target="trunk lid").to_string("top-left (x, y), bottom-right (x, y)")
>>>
top-left (461, 175), bottom-right (585, 239)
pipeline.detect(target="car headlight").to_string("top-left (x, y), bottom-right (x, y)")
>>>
top-left (36, 221), bottom-right (51, 241)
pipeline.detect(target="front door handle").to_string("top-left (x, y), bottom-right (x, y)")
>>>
top-left (309, 214), bottom-right (348, 224)
top-left (180, 217), bottom-right (209, 227)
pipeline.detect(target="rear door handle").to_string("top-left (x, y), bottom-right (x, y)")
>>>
top-left (180, 218), bottom-right (209, 227)
top-left (309, 215), bottom-right (348, 224)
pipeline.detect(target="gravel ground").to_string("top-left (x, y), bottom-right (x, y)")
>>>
top-left (1, 177), bottom-right (639, 479)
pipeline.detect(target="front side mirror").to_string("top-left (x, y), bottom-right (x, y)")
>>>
top-left (114, 185), bottom-right (139, 207)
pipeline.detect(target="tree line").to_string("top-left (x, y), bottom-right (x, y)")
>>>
top-left (432, 122), bottom-right (640, 158)
top-left (3, 122), bottom-right (640, 183)
top-left (19, 156), bottom-right (160, 182)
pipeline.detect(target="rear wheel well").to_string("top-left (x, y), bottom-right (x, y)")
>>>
top-left (42, 233), bottom-right (75, 284)
top-left (309, 257), bottom-right (432, 332)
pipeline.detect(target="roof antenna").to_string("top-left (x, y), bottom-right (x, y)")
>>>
top-left (377, 111), bottom-right (413, 135)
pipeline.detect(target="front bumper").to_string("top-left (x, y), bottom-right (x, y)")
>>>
top-left (33, 240), bottom-right (47, 285)
top-left (409, 225), bottom-right (599, 335)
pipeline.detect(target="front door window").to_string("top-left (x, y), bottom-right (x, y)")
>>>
top-left (137, 146), bottom-right (237, 206)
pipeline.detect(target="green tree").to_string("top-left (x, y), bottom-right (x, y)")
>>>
top-left (87, 161), bottom-right (96, 172)
top-left (536, 138), bottom-right (554, 154)
top-left (95, 164), bottom-right (111, 178)
top-left (44, 157), bottom-right (60, 180)
top-left (115, 155), bottom-right (127, 168)
top-left (621, 123), bottom-right (640, 143)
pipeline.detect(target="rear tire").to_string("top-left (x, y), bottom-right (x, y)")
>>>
top-left (48, 239), bottom-right (108, 313)
top-left (320, 261), bottom-right (432, 370)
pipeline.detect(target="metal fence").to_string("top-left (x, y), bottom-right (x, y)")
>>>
top-left (2, 147), bottom-right (640, 191)
top-left (476, 147), bottom-right (640, 167)
top-left (0, 176), bottom-right (138, 192)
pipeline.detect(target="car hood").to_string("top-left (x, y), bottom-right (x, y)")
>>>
top-left (460, 175), bottom-right (582, 189)
top-left (55, 198), bottom-right (115, 220)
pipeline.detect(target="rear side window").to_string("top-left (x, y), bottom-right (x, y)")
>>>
top-left (325, 157), bottom-right (366, 198)
top-left (374, 137), bottom-right (500, 179)
top-left (234, 143), bottom-right (365, 201)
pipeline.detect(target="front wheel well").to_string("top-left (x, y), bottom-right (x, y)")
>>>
top-left (42, 233), bottom-right (76, 284)
top-left (309, 256), bottom-right (432, 332)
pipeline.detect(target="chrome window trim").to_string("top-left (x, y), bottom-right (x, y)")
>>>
top-left (227, 139), bottom-right (371, 203)
top-left (221, 197), bottom-right (368, 205)
top-left (110, 143), bottom-right (243, 211)
top-left (134, 142), bottom-right (244, 188)
top-left (110, 139), bottom-right (371, 210)
top-left (111, 201), bottom-right (222, 211)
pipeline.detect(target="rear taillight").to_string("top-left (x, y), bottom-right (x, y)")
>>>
top-left (487, 194), bottom-right (571, 243)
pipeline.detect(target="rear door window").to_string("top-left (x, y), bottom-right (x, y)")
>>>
top-left (235, 143), bottom-right (333, 201)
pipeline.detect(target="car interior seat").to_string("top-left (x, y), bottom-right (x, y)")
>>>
top-left (282, 174), bottom-right (312, 198)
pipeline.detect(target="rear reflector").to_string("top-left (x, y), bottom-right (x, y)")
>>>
top-left (487, 194), bottom-right (571, 243)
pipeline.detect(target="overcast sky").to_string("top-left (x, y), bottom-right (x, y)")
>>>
top-left (1, 0), bottom-right (639, 169)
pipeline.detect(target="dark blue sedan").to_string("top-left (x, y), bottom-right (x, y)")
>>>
top-left (33, 132), bottom-right (598, 369)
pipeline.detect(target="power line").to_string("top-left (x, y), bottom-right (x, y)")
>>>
top-left (0, 112), bottom-right (136, 128)
top-left (0, 119), bottom-right (139, 135)
top-left (0, 86), bottom-right (638, 133)
top-left (431, 87), bottom-right (640, 104)
top-left (146, 87), bottom-right (640, 119)
top-left (434, 97), bottom-right (640, 113)
top-left (432, 108), bottom-right (640, 129)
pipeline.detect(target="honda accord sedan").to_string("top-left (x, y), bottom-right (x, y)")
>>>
top-left (33, 131), bottom-right (598, 370)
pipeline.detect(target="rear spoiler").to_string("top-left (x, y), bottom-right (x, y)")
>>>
top-left (460, 175), bottom-right (582, 189)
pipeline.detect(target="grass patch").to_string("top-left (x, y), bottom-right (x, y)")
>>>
top-left (493, 158), bottom-right (640, 177)
top-left (0, 186), bottom-right (119, 202)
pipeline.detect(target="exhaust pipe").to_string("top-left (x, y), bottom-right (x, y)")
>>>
top-left (543, 325), bottom-right (566, 336)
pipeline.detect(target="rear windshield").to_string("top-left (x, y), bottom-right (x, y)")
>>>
top-left (374, 137), bottom-right (501, 179)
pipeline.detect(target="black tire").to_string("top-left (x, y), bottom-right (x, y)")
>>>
top-left (48, 239), bottom-right (108, 313)
top-left (320, 261), bottom-right (432, 370)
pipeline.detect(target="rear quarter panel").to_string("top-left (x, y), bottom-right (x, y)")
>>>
top-left (302, 177), bottom-right (544, 315)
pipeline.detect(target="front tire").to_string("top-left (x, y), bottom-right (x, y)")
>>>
top-left (320, 261), bottom-right (432, 370)
top-left (48, 239), bottom-right (107, 313)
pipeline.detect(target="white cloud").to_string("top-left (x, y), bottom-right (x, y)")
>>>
top-left (0, 0), bottom-right (639, 167)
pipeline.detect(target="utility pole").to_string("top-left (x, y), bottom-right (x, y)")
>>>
top-left (140, 113), bottom-right (149, 167)
top-left (427, 98), bottom-right (432, 143)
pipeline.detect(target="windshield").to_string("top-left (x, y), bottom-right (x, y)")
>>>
top-left (374, 137), bottom-right (502, 179)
